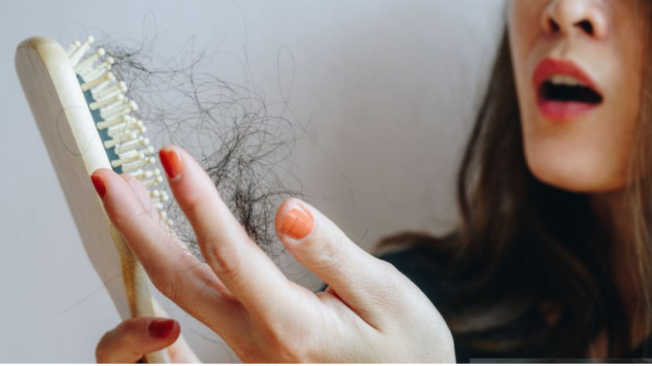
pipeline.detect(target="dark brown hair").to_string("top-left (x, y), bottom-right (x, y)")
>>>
top-left (380, 24), bottom-right (652, 358)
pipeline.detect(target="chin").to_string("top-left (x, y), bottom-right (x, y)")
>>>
top-left (525, 148), bottom-right (627, 194)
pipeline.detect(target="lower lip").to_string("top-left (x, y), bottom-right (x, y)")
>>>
top-left (537, 98), bottom-right (600, 121)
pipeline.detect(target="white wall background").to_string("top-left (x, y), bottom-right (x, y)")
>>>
top-left (0, 0), bottom-right (504, 362)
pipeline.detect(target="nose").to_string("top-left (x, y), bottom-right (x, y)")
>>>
top-left (541, 0), bottom-right (608, 39)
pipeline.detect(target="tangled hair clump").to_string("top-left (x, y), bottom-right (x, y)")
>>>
top-left (93, 32), bottom-right (304, 259)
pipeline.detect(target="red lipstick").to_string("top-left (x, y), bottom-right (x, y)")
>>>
top-left (533, 58), bottom-right (603, 121)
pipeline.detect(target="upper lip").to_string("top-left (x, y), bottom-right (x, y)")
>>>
top-left (533, 58), bottom-right (602, 97)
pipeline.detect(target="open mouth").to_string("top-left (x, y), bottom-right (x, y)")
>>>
top-left (533, 58), bottom-right (604, 121)
top-left (538, 76), bottom-right (603, 105)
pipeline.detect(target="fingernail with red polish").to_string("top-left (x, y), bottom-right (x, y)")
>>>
top-left (91, 175), bottom-right (106, 198)
top-left (159, 149), bottom-right (182, 180)
top-left (148, 319), bottom-right (175, 339)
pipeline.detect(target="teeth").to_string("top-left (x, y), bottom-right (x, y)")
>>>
top-left (548, 75), bottom-right (585, 87)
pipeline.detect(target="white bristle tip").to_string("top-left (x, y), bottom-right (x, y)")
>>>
top-left (91, 94), bottom-right (125, 110)
top-left (144, 176), bottom-right (164, 186)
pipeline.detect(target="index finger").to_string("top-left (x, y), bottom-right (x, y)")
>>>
top-left (92, 168), bottom-right (238, 324)
top-left (158, 146), bottom-right (312, 322)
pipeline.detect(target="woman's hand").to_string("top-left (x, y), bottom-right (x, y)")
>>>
top-left (96, 300), bottom-right (200, 363)
top-left (91, 145), bottom-right (455, 363)
top-left (95, 316), bottom-right (200, 363)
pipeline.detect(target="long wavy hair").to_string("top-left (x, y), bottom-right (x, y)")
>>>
top-left (380, 19), bottom-right (652, 358)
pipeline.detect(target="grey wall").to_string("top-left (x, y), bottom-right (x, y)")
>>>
top-left (0, 0), bottom-right (504, 362)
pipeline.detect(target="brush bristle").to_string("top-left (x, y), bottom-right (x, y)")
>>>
top-left (67, 36), bottom-right (173, 227)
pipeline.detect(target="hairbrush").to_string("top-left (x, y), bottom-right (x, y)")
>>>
top-left (16, 36), bottom-right (171, 363)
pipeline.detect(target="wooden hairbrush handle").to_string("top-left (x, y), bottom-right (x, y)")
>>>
top-left (16, 37), bottom-right (171, 363)
top-left (114, 229), bottom-right (171, 364)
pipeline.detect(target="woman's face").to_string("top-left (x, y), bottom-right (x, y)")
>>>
top-left (509, 0), bottom-right (646, 193)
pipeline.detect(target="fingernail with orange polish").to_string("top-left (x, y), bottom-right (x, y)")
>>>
top-left (91, 174), bottom-right (106, 198)
top-left (159, 148), bottom-right (182, 180)
top-left (280, 203), bottom-right (314, 240)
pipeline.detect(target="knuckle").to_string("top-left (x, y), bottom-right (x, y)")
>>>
top-left (181, 187), bottom-right (209, 215)
top-left (310, 230), bottom-right (346, 271)
top-left (112, 206), bottom-right (147, 234)
top-left (207, 239), bottom-right (241, 279)
top-left (123, 173), bottom-right (142, 187)
top-left (95, 319), bottom-right (149, 363)
top-left (265, 324), bottom-right (311, 362)
top-left (370, 259), bottom-right (405, 300)
top-left (151, 271), bottom-right (181, 304)
top-left (376, 259), bottom-right (405, 287)
top-left (95, 332), bottom-right (112, 362)
top-left (111, 210), bottom-right (131, 232)
top-left (183, 193), bottom-right (201, 212)
top-left (95, 327), bottom-right (121, 363)
top-left (245, 305), bottom-right (315, 362)
top-left (378, 258), bottom-right (400, 276)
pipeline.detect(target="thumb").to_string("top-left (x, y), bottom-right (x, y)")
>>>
top-left (96, 317), bottom-right (179, 363)
top-left (275, 198), bottom-right (391, 316)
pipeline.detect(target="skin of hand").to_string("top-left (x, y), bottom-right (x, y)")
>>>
top-left (96, 300), bottom-right (200, 363)
top-left (91, 145), bottom-right (455, 363)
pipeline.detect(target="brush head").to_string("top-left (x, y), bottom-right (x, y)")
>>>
top-left (67, 37), bottom-right (172, 226)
